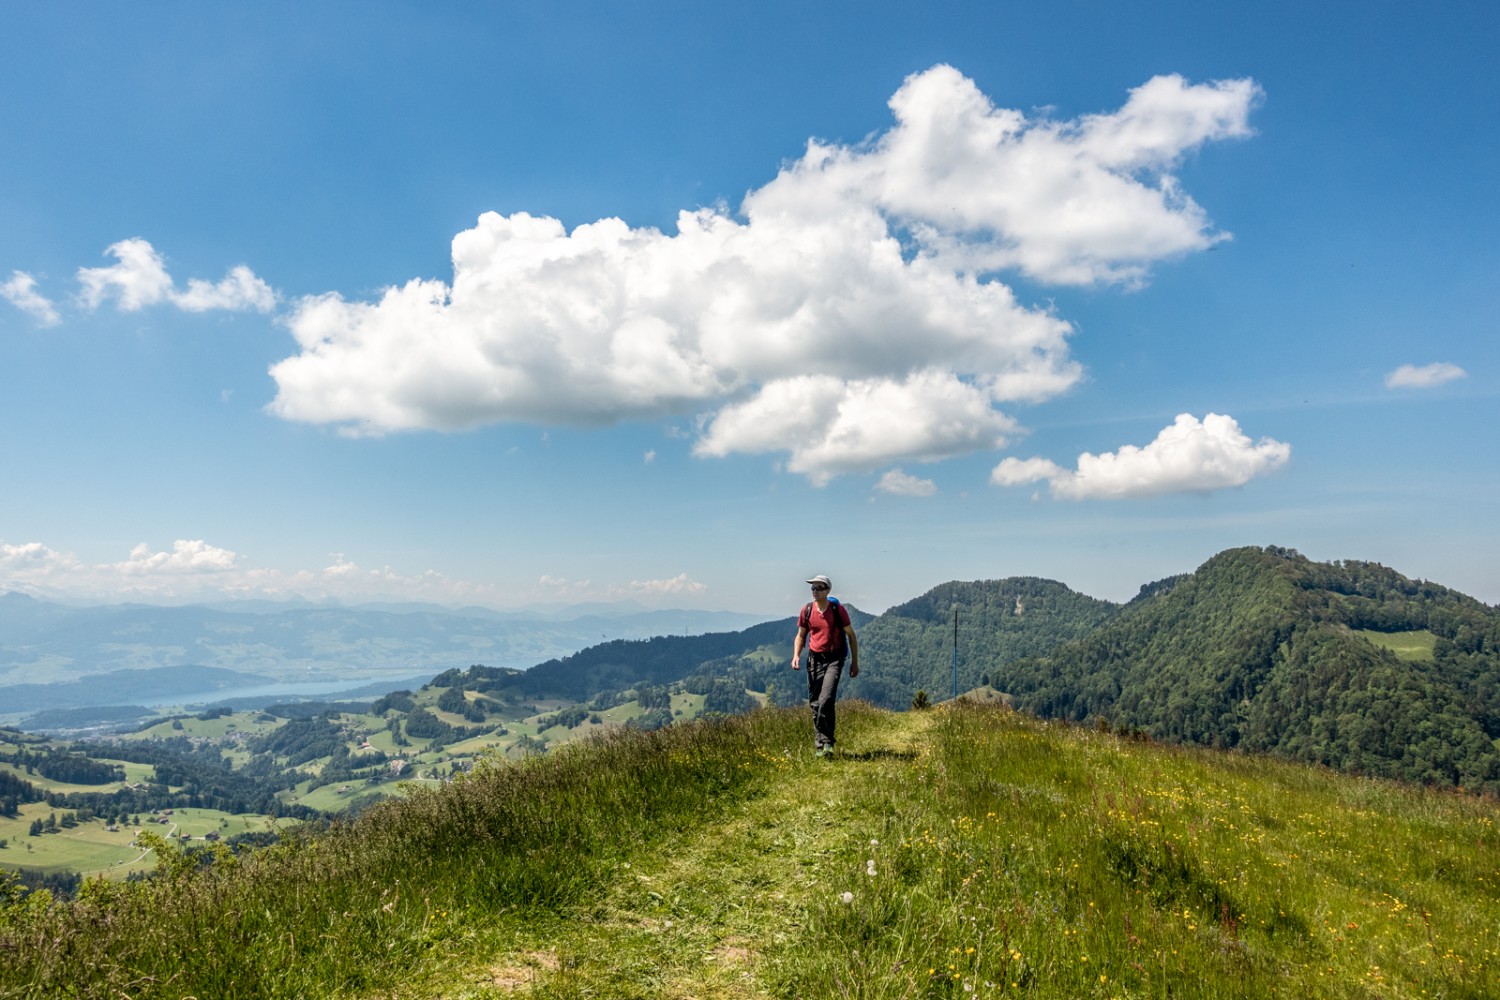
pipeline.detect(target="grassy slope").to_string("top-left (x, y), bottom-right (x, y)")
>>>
top-left (2, 704), bottom-right (1496, 1000)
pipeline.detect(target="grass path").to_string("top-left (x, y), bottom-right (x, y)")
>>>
top-left (451, 708), bottom-right (937, 998)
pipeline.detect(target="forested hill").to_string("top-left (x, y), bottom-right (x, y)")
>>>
top-left (999, 546), bottom-right (1500, 793)
top-left (847, 577), bottom-right (1120, 708)
top-left (511, 608), bottom-right (869, 701)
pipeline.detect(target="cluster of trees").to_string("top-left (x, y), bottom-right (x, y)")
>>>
top-left (537, 705), bottom-right (595, 731)
top-left (0, 770), bottom-right (42, 817)
top-left (5, 749), bottom-right (124, 785)
top-left (402, 707), bottom-right (455, 742)
top-left (627, 707), bottom-right (674, 731)
top-left (371, 691), bottom-right (417, 715)
top-left (436, 685), bottom-right (488, 723)
top-left (27, 811), bottom-right (89, 835)
top-left (427, 664), bottom-right (523, 692)
top-left (679, 674), bottom-right (758, 716)
top-left (251, 717), bottom-right (349, 767)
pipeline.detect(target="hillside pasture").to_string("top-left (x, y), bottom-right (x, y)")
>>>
top-left (1356, 628), bottom-right (1438, 661)
top-left (0, 803), bottom-right (281, 880)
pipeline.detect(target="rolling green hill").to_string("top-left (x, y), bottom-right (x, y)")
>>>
top-left (847, 577), bottom-right (1122, 707)
top-left (2, 702), bottom-right (1495, 999)
top-left (1000, 546), bottom-right (1500, 793)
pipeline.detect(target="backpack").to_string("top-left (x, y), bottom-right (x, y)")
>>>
top-left (800, 597), bottom-right (847, 656)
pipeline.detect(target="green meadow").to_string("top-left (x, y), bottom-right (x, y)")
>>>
top-left (1356, 629), bottom-right (1439, 661)
top-left (2, 701), bottom-right (1495, 999)
top-left (1, 688), bottom-right (692, 882)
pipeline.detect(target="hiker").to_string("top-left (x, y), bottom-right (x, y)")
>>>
top-left (791, 574), bottom-right (859, 756)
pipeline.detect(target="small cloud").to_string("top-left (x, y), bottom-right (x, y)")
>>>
top-left (621, 573), bottom-right (706, 597)
top-left (174, 265), bottom-right (277, 313)
top-left (78, 239), bottom-right (174, 311)
top-left (118, 540), bottom-right (240, 575)
top-left (77, 238), bottom-right (276, 314)
top-left (992, 413), bottom-right (1290, 500)
top-left (1384, 362), bottom-right (1467, 390)
top-left (1, 271), bottom-right (61, 326)
top-left (322, 554), bottom-right (359, 579)
top-left (644, 449), bottom-right (656, 463)
top-left (876, 468), bottom-right (937, 497)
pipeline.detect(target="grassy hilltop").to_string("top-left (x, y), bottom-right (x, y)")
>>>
top-left (2, 701), bottom-right (1495, 1000)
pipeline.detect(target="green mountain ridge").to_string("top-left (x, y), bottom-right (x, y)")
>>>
top-left (999, 546), bottom-right (1500, 791)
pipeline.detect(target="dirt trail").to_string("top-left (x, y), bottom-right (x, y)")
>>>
top-left (480, 709), bottom-right (938, 997)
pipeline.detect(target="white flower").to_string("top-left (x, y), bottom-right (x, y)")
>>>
top-left (866, 860), bottom-right (878, 876)
top-left (839, 891), bottom-right (855, 905)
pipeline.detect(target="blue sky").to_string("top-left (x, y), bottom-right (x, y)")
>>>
top-left (2, 1), bottom-right (1496, 617)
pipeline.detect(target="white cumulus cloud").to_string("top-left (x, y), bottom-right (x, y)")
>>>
top-left (174, 265), bottom-right (278, 312)
top-left (118, 540), bottom-right (241, 575)
top-left (992, 413), bottom-right (1290, 500)
top-left (77, 238), bottom-right (276, 314)
top-left (1384, 362), bottom-right (1467, 389)
top-left (268, 65), bottom-right (1258, 483)
top-left (2, 271), bottom-right (61, 326)
top-left (876, 468), bottom-right (938, 497)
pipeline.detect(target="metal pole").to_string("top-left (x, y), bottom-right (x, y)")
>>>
top-left (952, 604), bottom-right (959, 700)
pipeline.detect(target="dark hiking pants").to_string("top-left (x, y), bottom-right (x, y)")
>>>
top-left (806, 651), bottom-right (845, 749)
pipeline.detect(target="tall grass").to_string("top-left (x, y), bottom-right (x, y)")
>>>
top-left (777, 703), bottom-right (1499, 998)
top-left (0, 709), bottom-right (804, 999)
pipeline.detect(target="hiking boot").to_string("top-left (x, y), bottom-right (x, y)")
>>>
top-left (815, 745), bottom-right (834, 758)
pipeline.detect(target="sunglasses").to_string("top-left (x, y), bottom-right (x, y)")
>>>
top-left (810, 584), bottom-right (829, 591)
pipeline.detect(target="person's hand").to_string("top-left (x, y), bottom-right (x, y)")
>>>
top-left (850, 662), bottom-right (859, 678)
top-left (791, 657), bottom-right (801, 670)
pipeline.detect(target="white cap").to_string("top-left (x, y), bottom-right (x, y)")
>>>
top-left (805, 574), bottom-right (832, 588)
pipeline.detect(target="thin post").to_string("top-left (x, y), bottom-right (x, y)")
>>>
top-left (952, 603), bottom-right (959, 700)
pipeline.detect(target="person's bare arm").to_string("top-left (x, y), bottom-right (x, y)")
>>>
top-left (792, 626), bottom-right (807, 670)
top-left (845, 625), bottom-right (859, 677)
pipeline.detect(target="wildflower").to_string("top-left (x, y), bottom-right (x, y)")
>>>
top-left (839, 891), bottom-right (854, 904)
top-left (866, 860), bottom-right (877, 877)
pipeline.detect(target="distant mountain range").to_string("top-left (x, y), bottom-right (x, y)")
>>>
top-left (0, 593), bottom-right (774, 705)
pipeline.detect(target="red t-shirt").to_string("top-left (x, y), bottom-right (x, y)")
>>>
top-left (800, 600), bottom-right (851, 655)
